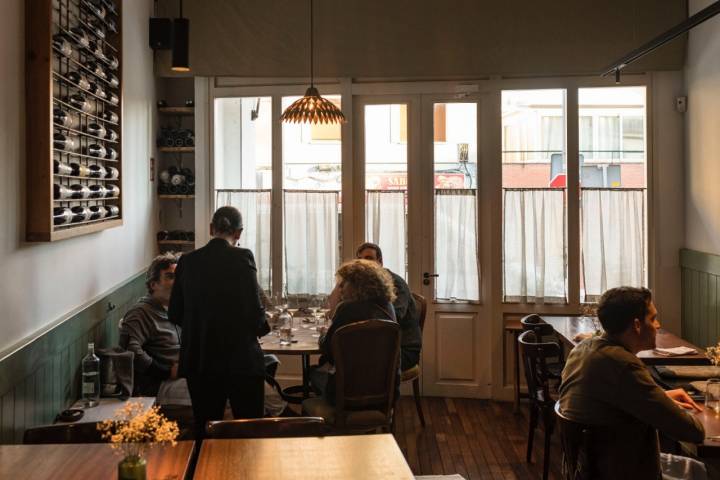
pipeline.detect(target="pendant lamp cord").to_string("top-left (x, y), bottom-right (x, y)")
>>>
top-left (179, 0), bottom-right (183, 18)
top-left (310, 0), bottom-right (314, 88)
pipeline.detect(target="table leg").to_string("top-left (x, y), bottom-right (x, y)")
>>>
top-left (302, 354), bottom-right (311, 399)
top-left (514, 330), bottom-right (520, 413)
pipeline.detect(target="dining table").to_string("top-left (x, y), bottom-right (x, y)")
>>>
top-left (261, 315), bottom-right (325, 402)
top-left (0, 440), bottom-right (195, 479)
top-left (193, 433), bottom-right (414, 479)
top-left (542, 316), bottom-right (710, 365)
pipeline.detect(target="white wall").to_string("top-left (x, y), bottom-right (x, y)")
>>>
top-left (685, 0), bottom-right (720, 255)
top-left (0, 0), bottom-right (156, 355)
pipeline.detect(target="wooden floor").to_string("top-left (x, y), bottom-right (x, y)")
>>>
top-left (392, 396), bottom-right (563, 480)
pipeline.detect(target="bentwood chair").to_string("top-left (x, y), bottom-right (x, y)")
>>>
top-left (555, 402), bottom-right (594, 480)
top-left (23, 422), bottom-right (105, 444)
top-left (400, 292), bottom-right (427, 427)
top-left (521, 314), bottom-right (565, 379)
top-left (519, 329), bottom-right (560, 480)
top-left (205, 417), bottom-right (330, 439)
top-left (302, 319), bottom-right (400, 433)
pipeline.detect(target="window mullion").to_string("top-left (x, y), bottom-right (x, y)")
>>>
top-left (271, 94), bottom-right (284, 297)
top-left (566, 88), bottom-right (580, 306)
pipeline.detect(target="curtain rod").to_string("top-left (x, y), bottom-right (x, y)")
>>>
top-left (601, 1), bottom-right (720, 77)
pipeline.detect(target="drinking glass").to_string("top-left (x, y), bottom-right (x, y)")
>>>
top-left (279, 326), bottom-right (293, 346)
top-left (706, 378), bottom-right (720, 414)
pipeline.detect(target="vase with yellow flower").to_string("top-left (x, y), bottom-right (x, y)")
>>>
top-left (97, 401), bottom-right (179, 480)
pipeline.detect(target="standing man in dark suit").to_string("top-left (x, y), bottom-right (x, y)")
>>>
top-left (169, 206), bottom-right (266, 437)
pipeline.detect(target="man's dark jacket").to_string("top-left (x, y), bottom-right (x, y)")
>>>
top-left (168, 238), bottom-right (266, 378)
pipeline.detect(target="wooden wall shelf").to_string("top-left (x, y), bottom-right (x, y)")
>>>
top-left (159, 147), bottom-right (195, 153)
top-left (157, 240), bottom-right (194, 246)
top-left (158, 195), bottom-right (195, 200)
top-left (158, 107), bottom-right (195, 115)
top-left (26, 0), bottom-right (123, 242)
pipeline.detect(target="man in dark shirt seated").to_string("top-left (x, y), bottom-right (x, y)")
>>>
top-left (559, 286), bottom-right (705, 479)
top-left (120, 252), bottom-right (189, 405)
top-left (354, 242), bottom-right (422, 371)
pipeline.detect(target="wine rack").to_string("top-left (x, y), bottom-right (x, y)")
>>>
top-left (26, 0), bottom-right (123, 241)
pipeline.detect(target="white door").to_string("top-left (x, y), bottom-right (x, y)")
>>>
top-left (354, 94), bottom-right (491, 398)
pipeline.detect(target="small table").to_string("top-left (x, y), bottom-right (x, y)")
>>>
top-left (543, 316), bottom-right (709, 365)
top-left (261, 319), bottom-right (323, 402)
top-left (193, 434), bottom-right (414, 479)
top-left (0, 441), bottom-right (194, 479)
top-left (55, 396), bottom-right (156, 425)
top-left (690, 408), bottom-right (720, 457)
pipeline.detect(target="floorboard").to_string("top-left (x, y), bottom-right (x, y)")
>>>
top-left (393, 397), bottom-right (563, 480)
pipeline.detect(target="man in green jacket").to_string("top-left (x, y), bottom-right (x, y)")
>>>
top-left (559, 287), bottom-right (705, 479)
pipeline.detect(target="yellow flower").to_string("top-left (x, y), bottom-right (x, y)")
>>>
top-left (96, 401), bottom-right (179, 456)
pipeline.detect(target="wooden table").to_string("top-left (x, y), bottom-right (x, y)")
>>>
top-left (0, 441), bottom-right (194, 479)
top-left (690, 408), bottom-right (720, 457)
top-left (55, 396), bottom-right (156, 425)
top-left (194, 434), bottom-right (414, 479)
top-left (542, 316), bottom-right (709, 365)
top-left (261, 318), bottom-right (323, 401)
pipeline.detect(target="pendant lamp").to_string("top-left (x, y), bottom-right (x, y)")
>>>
top-left (280, 0), bottom-right (345, 124)
top-left (171, 0), bottom-right (190, 72)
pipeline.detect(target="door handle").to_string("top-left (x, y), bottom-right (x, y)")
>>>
top-left (423, 272), bottom-right (439, 285)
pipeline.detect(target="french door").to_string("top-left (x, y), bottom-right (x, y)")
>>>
top-left (354, 94), bottom-right (491, 398)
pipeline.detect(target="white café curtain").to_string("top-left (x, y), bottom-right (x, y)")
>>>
top-left (581, 189), bottom-right (645, 302)
top-left (366, 190), bottom-right (406, 278)
top-left (284, 191), bottom-right (339, 295)
top-left (435, 189), bottom-right (479, 301)
top-left (215, 190), bottom-right (272, 291)
top-left (503, 189), bottom-right (567, 303)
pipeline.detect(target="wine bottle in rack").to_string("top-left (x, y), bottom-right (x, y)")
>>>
top-left (88, 164), bottom-right (107, 178)
top-left (53, 133), bottom-right (78, 152)
top-left (88, 184), bottom-right (106, 198)
top-left (89, 41), bottom-right (107, 63)
top-left (87, 61), bottom-right (107, 79)
top-left (83, 144), bottom-right (107, 158)
top-left (102, 111), bottom-right (119, 123)
top-left (52, 34), bottom-right (73, 57)
top-left (89, 205), bottom-right (107, 220)
top-left (107, 55), bottom-right (119, 71)
top-left (104, 205), bottom-right (120, 217)
top-left (88, 82), bottom-right (107, 99)
top-left (105, 185), bottom-right (120, 198)
top-left (107, 72), bottom-right (119, 88)
top-left (105, 147), bottom-right (118, 160)
top-left (67, 26), bottom-right (89, 48)
top-left (108, 93), bottom-right (119, 106)
top-left (84, 122), bottom-right (107, 138)
top-left (53, 183), bottom-right (72, 200)
top-left (69, 184), bottom-right (91, 199)
top-left (53, 207), bottom-right (73, 226)
top-left (105, 166), bottom-right (119, 179)
top-left (67, 71), bottom-right (90, 91)
top-left (64, 94), bottom-right (92, 113)
top-left (86, 19), bottom-right (105, 40)
top-left (53, 108), bottom-right (76, 128)
top-left (70, 162), bottom-right (90, 177)
top-left (53, 160), bottom-right (72, 176)
top-left (105, 129), bottom-right (118, 141)
top-left (70, 206), bottom-right (92, 223)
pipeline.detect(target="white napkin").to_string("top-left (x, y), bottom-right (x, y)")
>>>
top-left (653, 346), bottom-right (697, 356)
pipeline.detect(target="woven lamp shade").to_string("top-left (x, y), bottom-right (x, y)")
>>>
top-left (280, 87), bottom-right (346, 124)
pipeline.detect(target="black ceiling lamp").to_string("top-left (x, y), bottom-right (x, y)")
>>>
top-left (280, 0), bottom-right (345, 124)
top-left (171, 0), bottom-right (190, 72)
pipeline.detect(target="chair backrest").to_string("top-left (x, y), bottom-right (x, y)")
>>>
top-left (205, 417), bottom-right (329, 439)
top-left (518, 330), bottom-right (561, 405)
top-left (23, 422), bottom-right (105, 444)
top-left (332, 319), bottom-right (400, 427)
top-left (411, 292), bottom-right (427, 332)
top-left (521, 314), bottom-right (555, 337)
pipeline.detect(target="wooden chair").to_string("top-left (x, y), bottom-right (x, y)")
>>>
top-left (205, 417), bottom-right (330, 439)
top-left (519, 329), bottom-right (560, 480)
top-left (302, 319), bottom-right (400, 432)
top-left (400, 292), bottom-right (427, 427)
top-left (520, 314), bottom-right (565, 379)
top-left (555, 402), bottom-right (594, 480)
top-left (23, 422), bottom-right (105, 444)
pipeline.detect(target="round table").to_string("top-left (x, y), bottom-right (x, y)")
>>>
top-left (261, 317), bottom-right (325, 402)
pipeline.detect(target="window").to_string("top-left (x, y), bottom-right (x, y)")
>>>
top-left (282, 95), bottom-right (342, 295)
top-left (502, 90), bottom-right (567, 303)
top-left (579, 87), bottom-right (647, 301)
top-left (213, 97), bottom-right (272, 291)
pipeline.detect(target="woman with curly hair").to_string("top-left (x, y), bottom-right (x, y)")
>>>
top-left (310, 259), bottom-right (398, 400)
